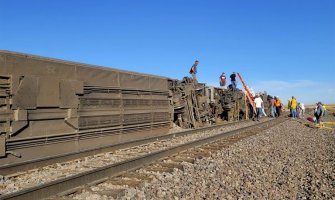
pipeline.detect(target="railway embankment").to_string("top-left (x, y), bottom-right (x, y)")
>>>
top-left (99, 118), bottom-right (334, 199)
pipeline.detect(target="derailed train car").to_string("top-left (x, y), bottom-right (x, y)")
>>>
top-left (0, 51), bottom-right (251, 167)
top-left (169, 77), bottom-right (248, 129)
top-left (0, 51), bottom-right (170, 166)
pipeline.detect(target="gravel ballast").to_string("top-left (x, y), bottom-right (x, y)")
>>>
top-left (0, 120), bottom-right (261, 195)
top-left (117, 119), bottom-right (335, 200)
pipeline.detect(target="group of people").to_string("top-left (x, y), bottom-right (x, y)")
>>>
top-left (219, 72), bottom-right (237, 90)
top-left (188, 60), bottom-right (238, 90)
top-left (249, 93), bottom-right (328, 124)
top-left (254, 95), bottom-right (283, 121)
top-left (188, 60), bottom-right (328, 125)
top-left (287, 96), bottom-right (305, 119)
top-left (269, 96), bottom-right (284, 118)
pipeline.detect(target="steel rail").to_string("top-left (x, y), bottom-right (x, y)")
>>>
top-left (0, 120), bottom-right (245, 175)
top-left (0, 117), bottom-right (287, 200)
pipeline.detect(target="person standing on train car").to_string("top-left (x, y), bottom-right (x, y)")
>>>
top-left (189, 60), bottom-right (199, 82)
top-left (219, 72), bottom-right (226, 88)
top-left (254, 94), bottom-right (263, 121)
top-left (230, 72), bottom-right (237, 90)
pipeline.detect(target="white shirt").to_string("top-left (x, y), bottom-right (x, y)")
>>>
top-left (254, 97), bottom-right (263, 108)
top-left (300, 103), bottom-right (305, 110)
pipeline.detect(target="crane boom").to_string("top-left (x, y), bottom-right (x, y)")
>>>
top-left (237, 73), bottom-right (256, 114)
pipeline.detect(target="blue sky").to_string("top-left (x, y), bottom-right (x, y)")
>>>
top-left (1, 0), bottom-right (334, 104)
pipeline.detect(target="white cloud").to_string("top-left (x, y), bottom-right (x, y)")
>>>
top-left (251, 80), bottom-right (319, 91)
top-left (251, 80), bottom-right (334, 104)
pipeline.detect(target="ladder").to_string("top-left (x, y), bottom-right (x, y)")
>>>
top-left (237, 73), bottom-right (256, 114)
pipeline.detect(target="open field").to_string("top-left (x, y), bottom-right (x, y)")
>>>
top-left (306, 104), bottom-right (335, 112)
top-left (305, 104), bottom-right (335, 109)
top-left (325, 105), bottom-right (335, 113)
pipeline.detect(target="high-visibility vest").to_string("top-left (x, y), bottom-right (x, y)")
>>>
top-left (291, 98), bottom-right (297, 109)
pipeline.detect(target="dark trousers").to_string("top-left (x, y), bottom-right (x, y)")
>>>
top-left (231, 81), bottom-right (237, 89)
top-left (276, 107), bottom-right (281, 117)
top-left (315, 114), bottom-right (321, 124)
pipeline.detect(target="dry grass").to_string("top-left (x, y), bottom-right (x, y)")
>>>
top-left (305, 104), bottom-right (335, 115)
top-left (325, 105), bottom-right (335, 112)
top-left (305, 104), bottom-right (335, 108)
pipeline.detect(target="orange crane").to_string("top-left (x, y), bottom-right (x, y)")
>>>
top-left (237, 73), bottom-right (256, 114)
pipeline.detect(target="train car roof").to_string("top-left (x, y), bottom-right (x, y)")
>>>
top-left (0, 50), bottom-right (169, 80)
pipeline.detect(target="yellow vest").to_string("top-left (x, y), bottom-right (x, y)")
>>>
top-left (275, 99), bottom-right (282, 107)
top-left (291, 98), bottom-right (297, 109)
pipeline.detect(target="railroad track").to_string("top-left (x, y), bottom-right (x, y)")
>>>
top-left (0, 120), bottom-right (253, 198)
top-left (0, 118), bottom-right (287, 200)
top-left (1, 120), bottom-right (249, 176)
